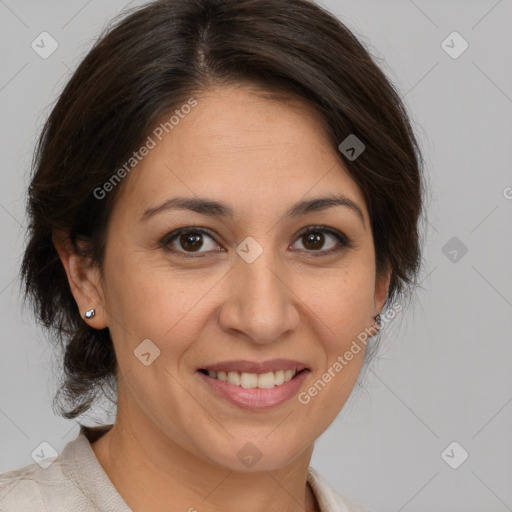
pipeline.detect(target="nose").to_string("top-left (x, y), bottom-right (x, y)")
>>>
top-left (217, 245), bottom-right (300, 345)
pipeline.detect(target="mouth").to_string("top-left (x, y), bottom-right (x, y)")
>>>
top-left (196, 359), bottom-right (310, 410)
top-left (197, 367), bottom-right (308, 389)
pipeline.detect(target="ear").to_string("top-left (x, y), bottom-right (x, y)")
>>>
top-left (52, 230), bottom-right (108, 329)
top-left (374, 262), bottom-right (392, 316)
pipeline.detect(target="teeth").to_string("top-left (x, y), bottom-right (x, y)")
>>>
top-left (274, 370), bottom-right (285, 386)
top-left (240, 372), bottom-right (258, 388)
top-left (257, 372), bottom-right (276, 389)
top-left (227, 371), bottom-right (240, 385)
top-left (205, 369), bottom-right (300, 388)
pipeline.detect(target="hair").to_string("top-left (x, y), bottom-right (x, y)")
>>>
top-left (20, 0), bottom-right (425, 420)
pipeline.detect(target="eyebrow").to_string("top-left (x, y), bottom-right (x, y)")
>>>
top-left (141, 194), bottom-right (365, 225)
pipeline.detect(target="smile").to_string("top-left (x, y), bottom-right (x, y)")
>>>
top-left (199, 368), bottom-right (303, 389)
top-left (196, 360), bottom-right (310, 410)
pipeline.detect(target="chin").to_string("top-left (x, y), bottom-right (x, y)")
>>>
top-left (199, 433), bottom-right (312, 472)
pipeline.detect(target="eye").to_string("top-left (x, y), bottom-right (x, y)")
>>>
top-left (290, 226), bottom-right (352, 256)
top-left (160, 225), bottom-right (352, 259)
top-left (160, 228), bottom-right (223, 257)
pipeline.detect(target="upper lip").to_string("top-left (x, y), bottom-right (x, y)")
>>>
top-left (199, 359), bottom-right (309, 374)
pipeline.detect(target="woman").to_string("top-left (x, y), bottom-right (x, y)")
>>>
top-left (0, 0), bottom-right (423, 510)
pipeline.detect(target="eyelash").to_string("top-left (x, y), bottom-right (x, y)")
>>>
top-left (159, 225), bottom-right (353, 259)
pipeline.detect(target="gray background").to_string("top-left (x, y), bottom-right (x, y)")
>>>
top-left (1, 1), bottom-right (511, 511)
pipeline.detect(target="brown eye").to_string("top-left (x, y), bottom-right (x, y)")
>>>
top-left (291, 227), bottom-right (351, 255)
top-left (302, 231), bottom-right (325, 250)
top-left (161, 228), bottom-right (222, 257)
top-left (160, 225), bottom-right (352, 259)
top-left (179, 232), bottom-right (204, 252)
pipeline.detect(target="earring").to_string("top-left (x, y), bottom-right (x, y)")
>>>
top-left (374, 313), bottom-right (381, 328)
top-left (84, 309), bottom-right (96, 319)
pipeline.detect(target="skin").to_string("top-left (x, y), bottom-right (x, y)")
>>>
top-left (54, 84), bottom-right (390, 512)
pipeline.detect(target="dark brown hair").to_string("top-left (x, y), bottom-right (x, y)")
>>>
top-left (21, 0), bottom-right (424, 420)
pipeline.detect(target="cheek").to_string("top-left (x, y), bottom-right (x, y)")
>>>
top-left (103, 253), bottom-right (218, 362)
top-left (298, 264), bottom-right (376, 341)
top-left (293, 265), bottom-right (375, 407)
top-left (104, 245), bottom-right (376, 360)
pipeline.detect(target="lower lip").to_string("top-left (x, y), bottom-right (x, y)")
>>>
top-left (197, 370), bottom-right (310, 410)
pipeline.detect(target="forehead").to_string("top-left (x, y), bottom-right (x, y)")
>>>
top-left (114, 85), bottom-right (367, 220)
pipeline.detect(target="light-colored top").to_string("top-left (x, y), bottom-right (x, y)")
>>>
top-left (0, 425), bottom-right (371, 512)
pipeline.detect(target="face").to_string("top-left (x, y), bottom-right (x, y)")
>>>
top-left (89, 84), bottom-right (389, 471)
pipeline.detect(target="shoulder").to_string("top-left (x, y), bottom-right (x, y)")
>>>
top-left (0, 428), bottom-right (111, 512)
top-left (0, 458), bottom-right (69, 512)
top-left (307, 466), bottom-right (375, 512)
top-left (1, 426), bottom-right (130, 512)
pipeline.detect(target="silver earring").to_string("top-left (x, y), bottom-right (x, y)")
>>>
top-left (84, 309), bottom-right (96, 319)
top-left (374, 313), bottom-right (381, 327)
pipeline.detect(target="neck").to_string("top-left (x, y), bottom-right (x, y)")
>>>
top-left (90, 417), bottom-right (319, 512)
